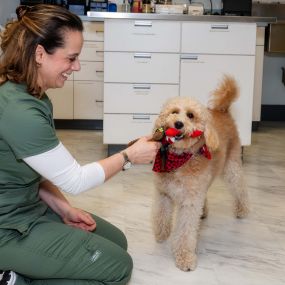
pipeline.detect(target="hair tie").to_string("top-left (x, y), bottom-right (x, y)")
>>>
top-left (16, 5), bottom-right (32, 20)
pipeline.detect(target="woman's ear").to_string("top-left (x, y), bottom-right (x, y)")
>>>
top-left (35, 44), bottom-right (46, 65)
top-left (204, 123), bottom-right (219, 151)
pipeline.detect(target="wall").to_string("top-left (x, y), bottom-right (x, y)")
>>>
top-left (0, 0), bottom-right (20, 26)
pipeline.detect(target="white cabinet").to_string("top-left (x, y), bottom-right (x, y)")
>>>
top-left (47, 21), bottom-right (104, 120)
top-left (47, 78), bottom-right (73, 119)
top-left (104, 19), bottom-right (180, 144)
top-left (103, 19), bottom-right (257, 146)
top-left (252, 27), bottom-right (265, 123)
top-left (180, 22), bottom-right (256, 146)
top-left (74, 81), bottom-right (103, 119)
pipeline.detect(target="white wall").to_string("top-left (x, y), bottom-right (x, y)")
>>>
top-left (0, 0), bottom-right (20, 26)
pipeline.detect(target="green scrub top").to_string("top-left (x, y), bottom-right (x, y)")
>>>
top-left (0, 81), bottom-right (59, 235)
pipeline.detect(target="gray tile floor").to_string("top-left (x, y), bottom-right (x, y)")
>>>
top-left (57, 121), bottom-right (285, 285)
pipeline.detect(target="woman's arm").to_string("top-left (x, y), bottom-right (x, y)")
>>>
top-left (24, 137), bottom-right (160, 195)
top-left (39, 180), bottom-right (96, 231)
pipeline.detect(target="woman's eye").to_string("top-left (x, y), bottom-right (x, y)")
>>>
top-left (187, 112), bottom-right (194, 119)
top-left (69, 57), bottom-right (76, 62)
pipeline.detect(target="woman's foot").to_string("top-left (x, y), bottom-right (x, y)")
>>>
top-left (0, 270), bottom-right (17, 285)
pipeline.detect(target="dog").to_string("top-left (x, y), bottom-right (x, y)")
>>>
top-left (151, 75), bottom-right (249, 271)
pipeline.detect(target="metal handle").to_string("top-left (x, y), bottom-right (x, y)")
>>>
top-left (133, 84), bottom-right (151, 90)
top-left (210, 24), bottom-right (229, 30)
top-left (95, 100), bottom-right (104, 103)
top-left (132, 114), bottom-right (151, 120)
top-left (134, 20), bottom-right (152, 27)
top-left (96, 70), bottom-right (104, 73)
top-left (134, 53), bottom-right (152, 59)
top-left (180, 54), bottom-right (198, 60)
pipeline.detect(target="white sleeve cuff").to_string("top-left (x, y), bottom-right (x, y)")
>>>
top-left (23, 142), bottom-right (105, 195)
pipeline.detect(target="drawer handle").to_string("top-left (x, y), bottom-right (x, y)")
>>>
top-left (133, 84), bottom-right (151, 90)
top-left (210, 24), bottom-right (229, 30)
top-left (180, 54), bottom-right (198, 60)
top-left (134, 53), bottom-right (152, 59)
top-left (96, 70), bottom-right (104, 73)
top-left (132, 115), bottom-right (151, 120)
top-left (95, 100), bottom-right (104, 103)
top-left (134, 20), bottom-right (152, 27)
top-left (95, 31), bottom-right (104, 34)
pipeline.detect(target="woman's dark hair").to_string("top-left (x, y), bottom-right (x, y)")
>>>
top-left (0, 5), bottom-right (83, 97)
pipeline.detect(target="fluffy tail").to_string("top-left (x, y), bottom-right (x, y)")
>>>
top-left (208, 75), bottom-right (239, 113)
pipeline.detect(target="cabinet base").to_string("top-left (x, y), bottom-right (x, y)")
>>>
top-left (54, 119), bottom-right (103, 130)
top-left (107, 144), bottom-right (126, 157)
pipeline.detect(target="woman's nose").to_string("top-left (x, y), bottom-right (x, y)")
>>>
top-left (72, 59), bottom-right (81, 71)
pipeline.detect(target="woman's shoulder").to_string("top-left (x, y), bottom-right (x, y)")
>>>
top-left (0, 81), bottom-right (52, 113)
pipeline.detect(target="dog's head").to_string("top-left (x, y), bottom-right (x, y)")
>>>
top-left (154, 97), bottom-right (219, 152)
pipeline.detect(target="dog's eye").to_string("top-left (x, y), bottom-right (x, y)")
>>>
top-left (187, 112), bottom-right (194, 119)
top-left (171, 110), bottom-right (179, 114)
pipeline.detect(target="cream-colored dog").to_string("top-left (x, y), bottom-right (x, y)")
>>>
top-left (152, 76), bottom-right (249, 271)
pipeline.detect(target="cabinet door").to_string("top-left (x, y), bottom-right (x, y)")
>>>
top-left (74, 62), bottom-right (104, 81)
top-left (74, 81), bottom-right (103, 119)
top-left (180, 54), bottom-right (255, 146)
top-left (46, 81), bottom-right (73, 119)
top-left (80, 41), bottom-right (104, 62)
top-left (83, 22), bottom-right (104, 42)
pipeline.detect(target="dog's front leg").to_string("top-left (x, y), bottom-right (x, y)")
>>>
top-left (152, 191), bottom-right (174, 243)
top-left (171, 195), bottom-right (206, 271)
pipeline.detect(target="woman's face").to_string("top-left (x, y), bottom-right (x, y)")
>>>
top-left (36, 30), bottom-right (83, 92)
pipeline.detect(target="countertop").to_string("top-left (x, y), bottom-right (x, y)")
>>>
top-left (81, 12), bottom-right (276, 26)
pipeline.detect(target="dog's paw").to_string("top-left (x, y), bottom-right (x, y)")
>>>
top-left (235, 200), bottom-right (250, 218)
top-left (174, 250), bottom-right (197, 271)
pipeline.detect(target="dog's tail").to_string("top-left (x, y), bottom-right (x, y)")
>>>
top-left (208, 75), bottom-right (239, 113)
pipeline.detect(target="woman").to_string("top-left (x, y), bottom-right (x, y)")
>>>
top-left (0, 5), bottom-right (160, 285)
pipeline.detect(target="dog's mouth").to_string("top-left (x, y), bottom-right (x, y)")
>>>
top-left (174, 133), bottom-right (185, 141)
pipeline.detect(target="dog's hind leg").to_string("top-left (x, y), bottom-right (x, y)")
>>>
top-left (172, 192), bottom-right (207, 271)
top-left (152, 191), bottom-right (174, 242)
top-left (223, 146), bottom-right (250, 218)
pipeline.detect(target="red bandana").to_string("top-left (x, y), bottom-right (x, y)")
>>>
top-left (152, 145), bottom-right (211, 173)
top-left (152, 151), bottom-right (193, 173)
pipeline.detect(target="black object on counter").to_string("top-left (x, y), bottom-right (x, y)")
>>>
top-left (222, 0), bottom-right (252, 16)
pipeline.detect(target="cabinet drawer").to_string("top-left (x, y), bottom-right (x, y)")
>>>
top-left (103, 114), bottom-right (158, 144)
top-left (47, 81), bottom-right (73, 119)
top-left (104, 19), bottom-right (180, 52)
top-left (181, 22), bottom-right (256, 55)
top-left (74, 81), bottom-right (103, 119)
top-left (104, 52), bottom-right (179, 84)
top-left (80, 41), bottom-right (104, 61)
top-left (83, 22), bottom-right (104, 42)
top-left (104, 83), bottom-right (178, 114)
top-left (74, 62), bottom-right (104, 81)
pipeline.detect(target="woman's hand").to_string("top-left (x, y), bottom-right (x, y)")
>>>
top-left (125, 136), bottom-right (161, 164)
top-left (62, 207), bottom-right (96, 232)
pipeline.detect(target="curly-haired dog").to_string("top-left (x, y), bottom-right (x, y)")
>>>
top-left (151, 76), bottom-right (249, 271)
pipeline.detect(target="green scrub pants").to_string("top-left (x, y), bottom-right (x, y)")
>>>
top-left (0, 208), bottom-right (133, 285)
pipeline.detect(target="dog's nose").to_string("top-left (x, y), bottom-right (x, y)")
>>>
top-left (174, 121), bottom-right (184, 129)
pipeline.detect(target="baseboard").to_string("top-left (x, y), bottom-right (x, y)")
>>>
top-left (261, 105), bottom-right (285, 121)
top-left (54, 119), bottom-right (103, 130)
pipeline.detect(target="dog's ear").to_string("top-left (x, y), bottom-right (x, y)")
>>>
top-left (204, 123), bottom-right (219, 151)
